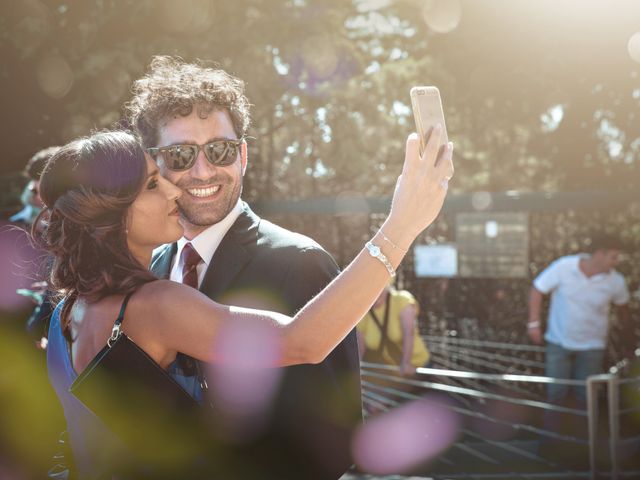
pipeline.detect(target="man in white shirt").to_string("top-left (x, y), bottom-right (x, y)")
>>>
top-left (528, 234), bottom-right (631, 410)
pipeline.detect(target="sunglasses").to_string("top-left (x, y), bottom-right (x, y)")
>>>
top-left (146, 138), bottom-right (244, 171)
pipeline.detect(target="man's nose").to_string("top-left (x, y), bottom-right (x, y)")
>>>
top-left (189, 148), bottom-right (216, 179)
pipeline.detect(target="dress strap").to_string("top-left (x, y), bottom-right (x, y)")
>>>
top-left (108, 292), bottom-right (134, 347)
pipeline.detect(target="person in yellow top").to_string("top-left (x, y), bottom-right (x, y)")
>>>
top-left (357, 283), bottom-right (430, 377)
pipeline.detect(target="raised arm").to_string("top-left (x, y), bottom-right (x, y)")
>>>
top-left (148, 127), bottom-right (453, 367)
top-left (279, 128), bottom-right (452, 365)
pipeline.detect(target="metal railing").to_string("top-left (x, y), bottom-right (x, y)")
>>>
top-left (360, 348), bottom-right (640, 480)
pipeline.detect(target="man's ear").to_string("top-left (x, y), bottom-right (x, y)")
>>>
top-left (241, 141), bottom-right (248, 176)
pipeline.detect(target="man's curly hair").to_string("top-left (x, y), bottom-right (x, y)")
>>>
top-left (126, 56), bottom-right (251, 148)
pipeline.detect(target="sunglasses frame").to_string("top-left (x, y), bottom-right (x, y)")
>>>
top-left (146, 137), bottom-right (245, 171)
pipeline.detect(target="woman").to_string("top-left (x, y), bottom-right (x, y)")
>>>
top-left (41, 127), bottom-right (453, 477)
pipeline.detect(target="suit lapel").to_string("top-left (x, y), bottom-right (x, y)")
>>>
top-left (150, 243), bottom-right (177, 279)
top-left (199, 204), bottom-right (259, 300)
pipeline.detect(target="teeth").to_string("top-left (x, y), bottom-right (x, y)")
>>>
top-left (187, 185), bottom-right (220, 197)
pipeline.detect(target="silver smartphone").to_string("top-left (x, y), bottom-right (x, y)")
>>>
top-left (410, 86), bottom-right (448, 154)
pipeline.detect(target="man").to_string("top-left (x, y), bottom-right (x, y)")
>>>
top-left (127, 56), bottom-right (361, 479)
top-left (357, 283), bottom-right (430, 377)
top-left (528, 234), bottom-right (631, 413)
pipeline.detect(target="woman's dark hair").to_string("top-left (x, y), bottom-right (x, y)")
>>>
top-left (34, 130), bottom-right (157, 338)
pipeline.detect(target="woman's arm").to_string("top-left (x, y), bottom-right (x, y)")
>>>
top-left (147, 128), bottom-right (453, 367)
top-left (280, 128), bottom-right (453, 365)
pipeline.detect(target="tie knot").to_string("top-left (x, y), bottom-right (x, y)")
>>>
top-left (181, 242), bottom-right (202, 270)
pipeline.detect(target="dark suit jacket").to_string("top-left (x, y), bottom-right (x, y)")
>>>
top-left (151, 203), bottom-right (362, 479)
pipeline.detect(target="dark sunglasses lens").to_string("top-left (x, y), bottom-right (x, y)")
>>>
top-left (166, 145), bottom-right (198, 170)
top-left (205, 141), bottom-right (238, 166)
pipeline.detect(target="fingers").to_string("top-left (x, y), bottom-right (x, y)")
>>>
top-left (421, 124), bottom-right (443, 166)
top-left (434, 142), bottom-right (454, 191)
top-left (436, 141), bottom-right (455, 182)
top-left (402, 133), bottom-right (421, 176)
top-left (403, 131), bottom-right (454, 191)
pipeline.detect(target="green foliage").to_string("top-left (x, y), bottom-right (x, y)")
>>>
top-left (1, 0), bottom-right (639, 202)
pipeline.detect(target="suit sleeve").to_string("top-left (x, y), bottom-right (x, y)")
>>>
top-left (280, 246), bottom-right (340, 311)
top-left (279, 245), bottom-right (361, 372)
top-left (279, 243), bottom-right (362, 409)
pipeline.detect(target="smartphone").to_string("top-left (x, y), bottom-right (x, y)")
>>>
top-left (410, 86), bottom-right (448, 154)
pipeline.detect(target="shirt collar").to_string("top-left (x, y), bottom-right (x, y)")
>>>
top-left (175, 199), bottom-right (243, 267)
top-left (575, 253), bottom-right (612, 280)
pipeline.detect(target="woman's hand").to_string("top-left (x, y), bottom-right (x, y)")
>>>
top-left (385, 126), bottom-right (454, 249)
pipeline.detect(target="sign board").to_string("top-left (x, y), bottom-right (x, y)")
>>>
top-left (414, 244), bottom-right (458, 277)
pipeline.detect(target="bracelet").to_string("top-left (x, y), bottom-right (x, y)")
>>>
top-left (379, 229), bottom-right (408, 254)
top-left (527, 321), bottom-right (541, 329)
top-left (365, 241), bottom-right (396, 278)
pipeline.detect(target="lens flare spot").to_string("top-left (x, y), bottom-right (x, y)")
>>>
top-left (471, 191), bottom-right (492, 211)
top-left (422, 0), bottom-right (462, 34)
top-left (36, 54), bottom-right (74, 99)
top-left (352, 396), bottom-right (460, 474)
top-left (206, 316), bottom-right (284, 444)
top-left (628, 32), bottom-right (640, 63)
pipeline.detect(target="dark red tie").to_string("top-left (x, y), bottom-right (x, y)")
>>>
top-left (181, 242), bottom-right (202, 289)
top-left (177, 243), bottom-right (203, 376)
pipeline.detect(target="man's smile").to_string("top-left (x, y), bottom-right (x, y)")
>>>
top-left (186, 185), bottom-right (221, 198)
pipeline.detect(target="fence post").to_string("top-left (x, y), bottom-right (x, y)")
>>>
top-left (607, 375), bottom-right (620, 480)
top-left (587, 374), bottom-right (613, 480)
top-left (587, 375), bottom-right (599, 480)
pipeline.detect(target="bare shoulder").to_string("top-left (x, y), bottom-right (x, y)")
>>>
top-left (117, 280), bottom-right (205, 366)
top-left (121, 280), bottom-right (207, 346)
top-left (132, 280), bottom-right (202, 314)
top-left (132, 279), bottom-right (225, 320)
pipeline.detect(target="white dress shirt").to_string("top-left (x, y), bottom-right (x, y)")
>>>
top-left (169, 199), bottom-right (243, 288)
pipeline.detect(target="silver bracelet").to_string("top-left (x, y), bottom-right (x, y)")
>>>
top-left (365, 241), bottom-right (396, 278)
top-left (527, 321), bottom-right (541, 329)
top-left (379, 229), bottom-right (408, 254)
